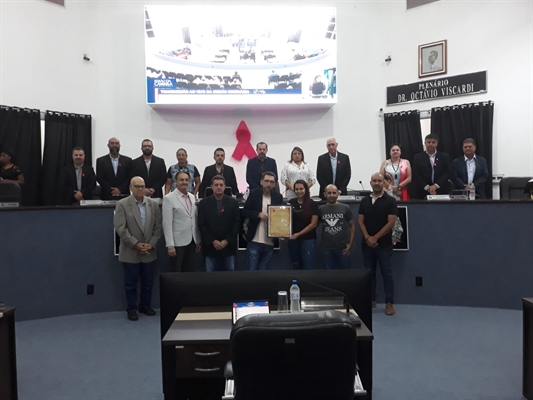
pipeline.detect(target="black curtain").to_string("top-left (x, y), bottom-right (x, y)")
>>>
top-left (41, 111), bottom-right (92, 205)
top-left (431, 101), bottom-right (494, 198)
top-left (384, 110), bottom-right (424, 163)
top-left (0, 106), bottom-right (42, 206)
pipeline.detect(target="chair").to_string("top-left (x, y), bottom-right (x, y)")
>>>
top-left (0, 182), bottom-right (21, 204)
top-left (499, 177), bottom-right (532, 200)
top-left (224, 310), bottom-right (358, 400)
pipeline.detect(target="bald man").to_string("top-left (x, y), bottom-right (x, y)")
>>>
top-left (96, 137), bottom-right (132, 200)
top-left (358, 173), bottom-right (398, 316)
top-left (114, 176), bottom-right (162, 321)
top-left (316, 137), bottom-right (352, 199)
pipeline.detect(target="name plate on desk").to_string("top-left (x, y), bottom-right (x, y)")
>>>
top-left (450, 195), bottom-right (468, 200)
top-left (426, 195), bottom-right (451, 201)
top-left (80, 200), bottom-right (103, 206)
top-left (101, 200), bottom-right (118, 205)
top-left (338, 195), bottom-right (356, 201)
top-left (0, 202), bottom-right (19, 208)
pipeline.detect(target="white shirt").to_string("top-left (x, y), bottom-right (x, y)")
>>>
top-left (280, 161), bottom-right (316, 199)
top-left (252, 195), bottom-right (274, 246)
top-left (465, 155), bottom-right (477, 184)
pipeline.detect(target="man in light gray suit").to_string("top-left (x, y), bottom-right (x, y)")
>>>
top-left (162, 171), bottom-right (201, 272)
top-left (114, 176), bottom-right (162, 321)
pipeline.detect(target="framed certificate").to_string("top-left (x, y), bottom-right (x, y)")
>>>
top-left (267, 205), bottom-right (292, 238)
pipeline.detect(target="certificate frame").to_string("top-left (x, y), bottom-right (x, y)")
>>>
top-left (267, 205), bottom-right (292, 238)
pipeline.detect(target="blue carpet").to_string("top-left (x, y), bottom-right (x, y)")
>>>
top-left (15, 305), bottom-right (523, 400)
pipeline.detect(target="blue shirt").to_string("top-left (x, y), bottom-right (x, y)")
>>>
top-left (110, 155), bottom-right (119, 177)
top-left (136, 198), bottom-right (146, 229)
top-left (329, 153), bottom-right (338, 184)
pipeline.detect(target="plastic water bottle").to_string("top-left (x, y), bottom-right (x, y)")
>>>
top-left (290, 280), bottom-right (301, 313)
top-left (469, 183), bottom-right (475, 200)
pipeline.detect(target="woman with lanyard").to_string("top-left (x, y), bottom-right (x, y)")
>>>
top-left (288, 180), bottom-right (319, 270)
top-left (379, 144), bottom-right (412, 200)
top-left (280, 146), bottom-right (316, 199)
top-left (165, 148), bottom-right (201, 197)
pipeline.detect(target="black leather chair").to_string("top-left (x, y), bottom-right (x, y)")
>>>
top-left (499, 177), bottom-right (532, 200)
top-left (0, 182), bottom-right (21, 203)
top-left (225, 310), bottom-right (358, 400)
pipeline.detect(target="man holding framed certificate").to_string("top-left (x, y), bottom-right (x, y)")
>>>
top-left (242, 171), bottom-right (284, 270)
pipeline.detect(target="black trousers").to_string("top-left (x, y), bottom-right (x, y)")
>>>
top-left (170, 240), bottom-right (196, 272)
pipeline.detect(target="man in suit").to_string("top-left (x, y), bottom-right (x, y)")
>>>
top-left (96, 137), bottom-right (132, 200)
top-left (452, 138), bottom-right (489, 199)
top-left (198, 148), bottom-right (239, 198)
top-left (129, 139), bottom-right (167, 199)
top-left (316, 137), bottom-right (352, 199)
top-left (412, 134), bottom-right (452, 199)
top-left (61, 146), bottom-right (96, 205)
top-left (197, 175), bottom-right (240, 272)
top-left (162, 171), bottom-right (201, 272)
top-left (246, 142), bottom-right (278, 191)
top-left (242, 171), bottom-right (284, 270)
top-left (113, 176), bottom-right (161, 321)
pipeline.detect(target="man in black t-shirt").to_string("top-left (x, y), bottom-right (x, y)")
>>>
top-left (358, 173), bottom-right (398, 316)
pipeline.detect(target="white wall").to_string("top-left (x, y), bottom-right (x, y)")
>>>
top-left (1, 0), bottom-right (531, 196)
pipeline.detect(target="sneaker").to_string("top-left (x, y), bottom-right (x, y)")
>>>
top-left (385, 303), bottom-right (395, 316)
top-left (372, 301), bottom-right (377, 309)
top-left (139, 307), bottom-right (156, 316)
top-left (127, 312), bottom-right (138, 321)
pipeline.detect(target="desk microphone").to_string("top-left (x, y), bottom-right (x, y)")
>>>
top-left (359, 181), bottom-right (365, 191)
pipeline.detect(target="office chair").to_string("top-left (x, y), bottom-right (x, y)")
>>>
top-left (0, 182), bottom-right (21, 203)
top-left (224, 310), bottom-right (358, 400)
top-left (499, 177), bottom-right (532, 200)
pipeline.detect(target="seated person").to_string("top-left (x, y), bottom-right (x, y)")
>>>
top-left (0, 149), bottom-right (24, 185)
top-left (61, 146), bottom-right (96, 205)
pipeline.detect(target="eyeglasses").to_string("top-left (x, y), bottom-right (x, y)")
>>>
top-left (132, 185), bottom-right (145, 189)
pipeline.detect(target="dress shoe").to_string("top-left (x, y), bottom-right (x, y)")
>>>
top-left (127, 312), bottom-right (138, 321)
top-left (139, 307), bottom-right (156, 316)
top-left (372, 301), bottom-right (377, 308)
top-left (385, 303), bottom-right (395, 316)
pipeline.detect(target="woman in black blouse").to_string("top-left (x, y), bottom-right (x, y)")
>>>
top-left (288, 180), bottom-right (319, 269)
top-left (0, 150), bottom-right (24, 185)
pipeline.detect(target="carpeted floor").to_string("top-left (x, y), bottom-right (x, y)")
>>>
top-left (14, 304), bottom-right (523, 400)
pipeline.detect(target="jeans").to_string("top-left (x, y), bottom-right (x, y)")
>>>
top-left (362, 245), bottom-right (394, 304)
top-left (322, 248), bottom-right (350, 269)
top-left (288, 239), bottom-right (316, 270)
top-left (247, 241), bottom-right (274, 271)
top-left (123, 261), bottom-right (155, 313)
top-left (206, 255), bottom-right (235, 272)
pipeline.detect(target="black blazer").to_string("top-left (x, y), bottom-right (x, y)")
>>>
top-left (60, 165), bottom-right (96, 205)
top-left (412, 151), bottom-right (452, 199)
top-left (242, 188), bottom-right (283, 243)
top-left (452, 155), bottom-right (489, 199)
top-left (316, 152), bottom-right (351, 198)
top-left (198, 164), bottom-right (239, 198)
top-left (96, 154), bottom-right (132, 200)
top-left (130, 155), bottom-right (167, 199)
top-left (197, 195), bottom-right (240, 257)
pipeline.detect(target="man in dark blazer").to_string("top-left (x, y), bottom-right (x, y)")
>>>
top-left (197, 175), bottom-right (240, 272)
top-left (242, 171), bottom-right (284, 270)
top-left (129, 139), bottom-right (167, 199)
top-left (316, 137), bottom-right (352, 199)
top-left (246, 142), bottom-right (278, 191)
top-left (412, 134), bottom-right (452, 199)
top-left (96, 137), bottom-right (132, 200)
top-left (452, 138), bottom-right (489, 199)
top-left (198, 148), bottom-right (239, 198)
top-left (61, 146), bottom-right (96, 205)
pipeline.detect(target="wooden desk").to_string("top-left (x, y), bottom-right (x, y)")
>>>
top-left (162, 306), bottom-right (373, 400)
top-left (524, 298), bottom-right (533, 400)
top-left (0, 307), bottom-right (18, 400)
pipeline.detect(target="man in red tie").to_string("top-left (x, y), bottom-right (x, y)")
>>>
top-left (162, 171), bottom-right (201, 272)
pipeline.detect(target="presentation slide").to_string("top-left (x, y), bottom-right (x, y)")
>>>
top-left (144, 5), bottom-right (337, 106)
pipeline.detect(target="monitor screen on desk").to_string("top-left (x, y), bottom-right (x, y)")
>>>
top-left (232, 300), bottom-right (269, 324)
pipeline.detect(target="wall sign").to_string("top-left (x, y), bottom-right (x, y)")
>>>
top-left (386, 71), bottom-right (487, 106)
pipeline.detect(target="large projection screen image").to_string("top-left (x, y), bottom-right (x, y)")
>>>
top-left (145, 6), bottom-right (337, 106)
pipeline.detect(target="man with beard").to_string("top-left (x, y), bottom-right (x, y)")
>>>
top-left (198, 148), bottom-right (239, 198)
top-left (96, 137), bottom-right (132, 200)
top-left (246, 142), bottom-right (278, 191)
top-left (358, 173), bottom-right (398, 316)
top-left (130, 139), bottom-right (167, 199)
top-left (61, 146), bottom-right (96, 205)
top-left (242, 171), bottom-right (283, 270)
top-left (318, 184), bottom-right (355, 269)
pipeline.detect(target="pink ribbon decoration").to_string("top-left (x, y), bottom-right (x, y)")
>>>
top-left (231, 120), bottom-right (257, 161)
